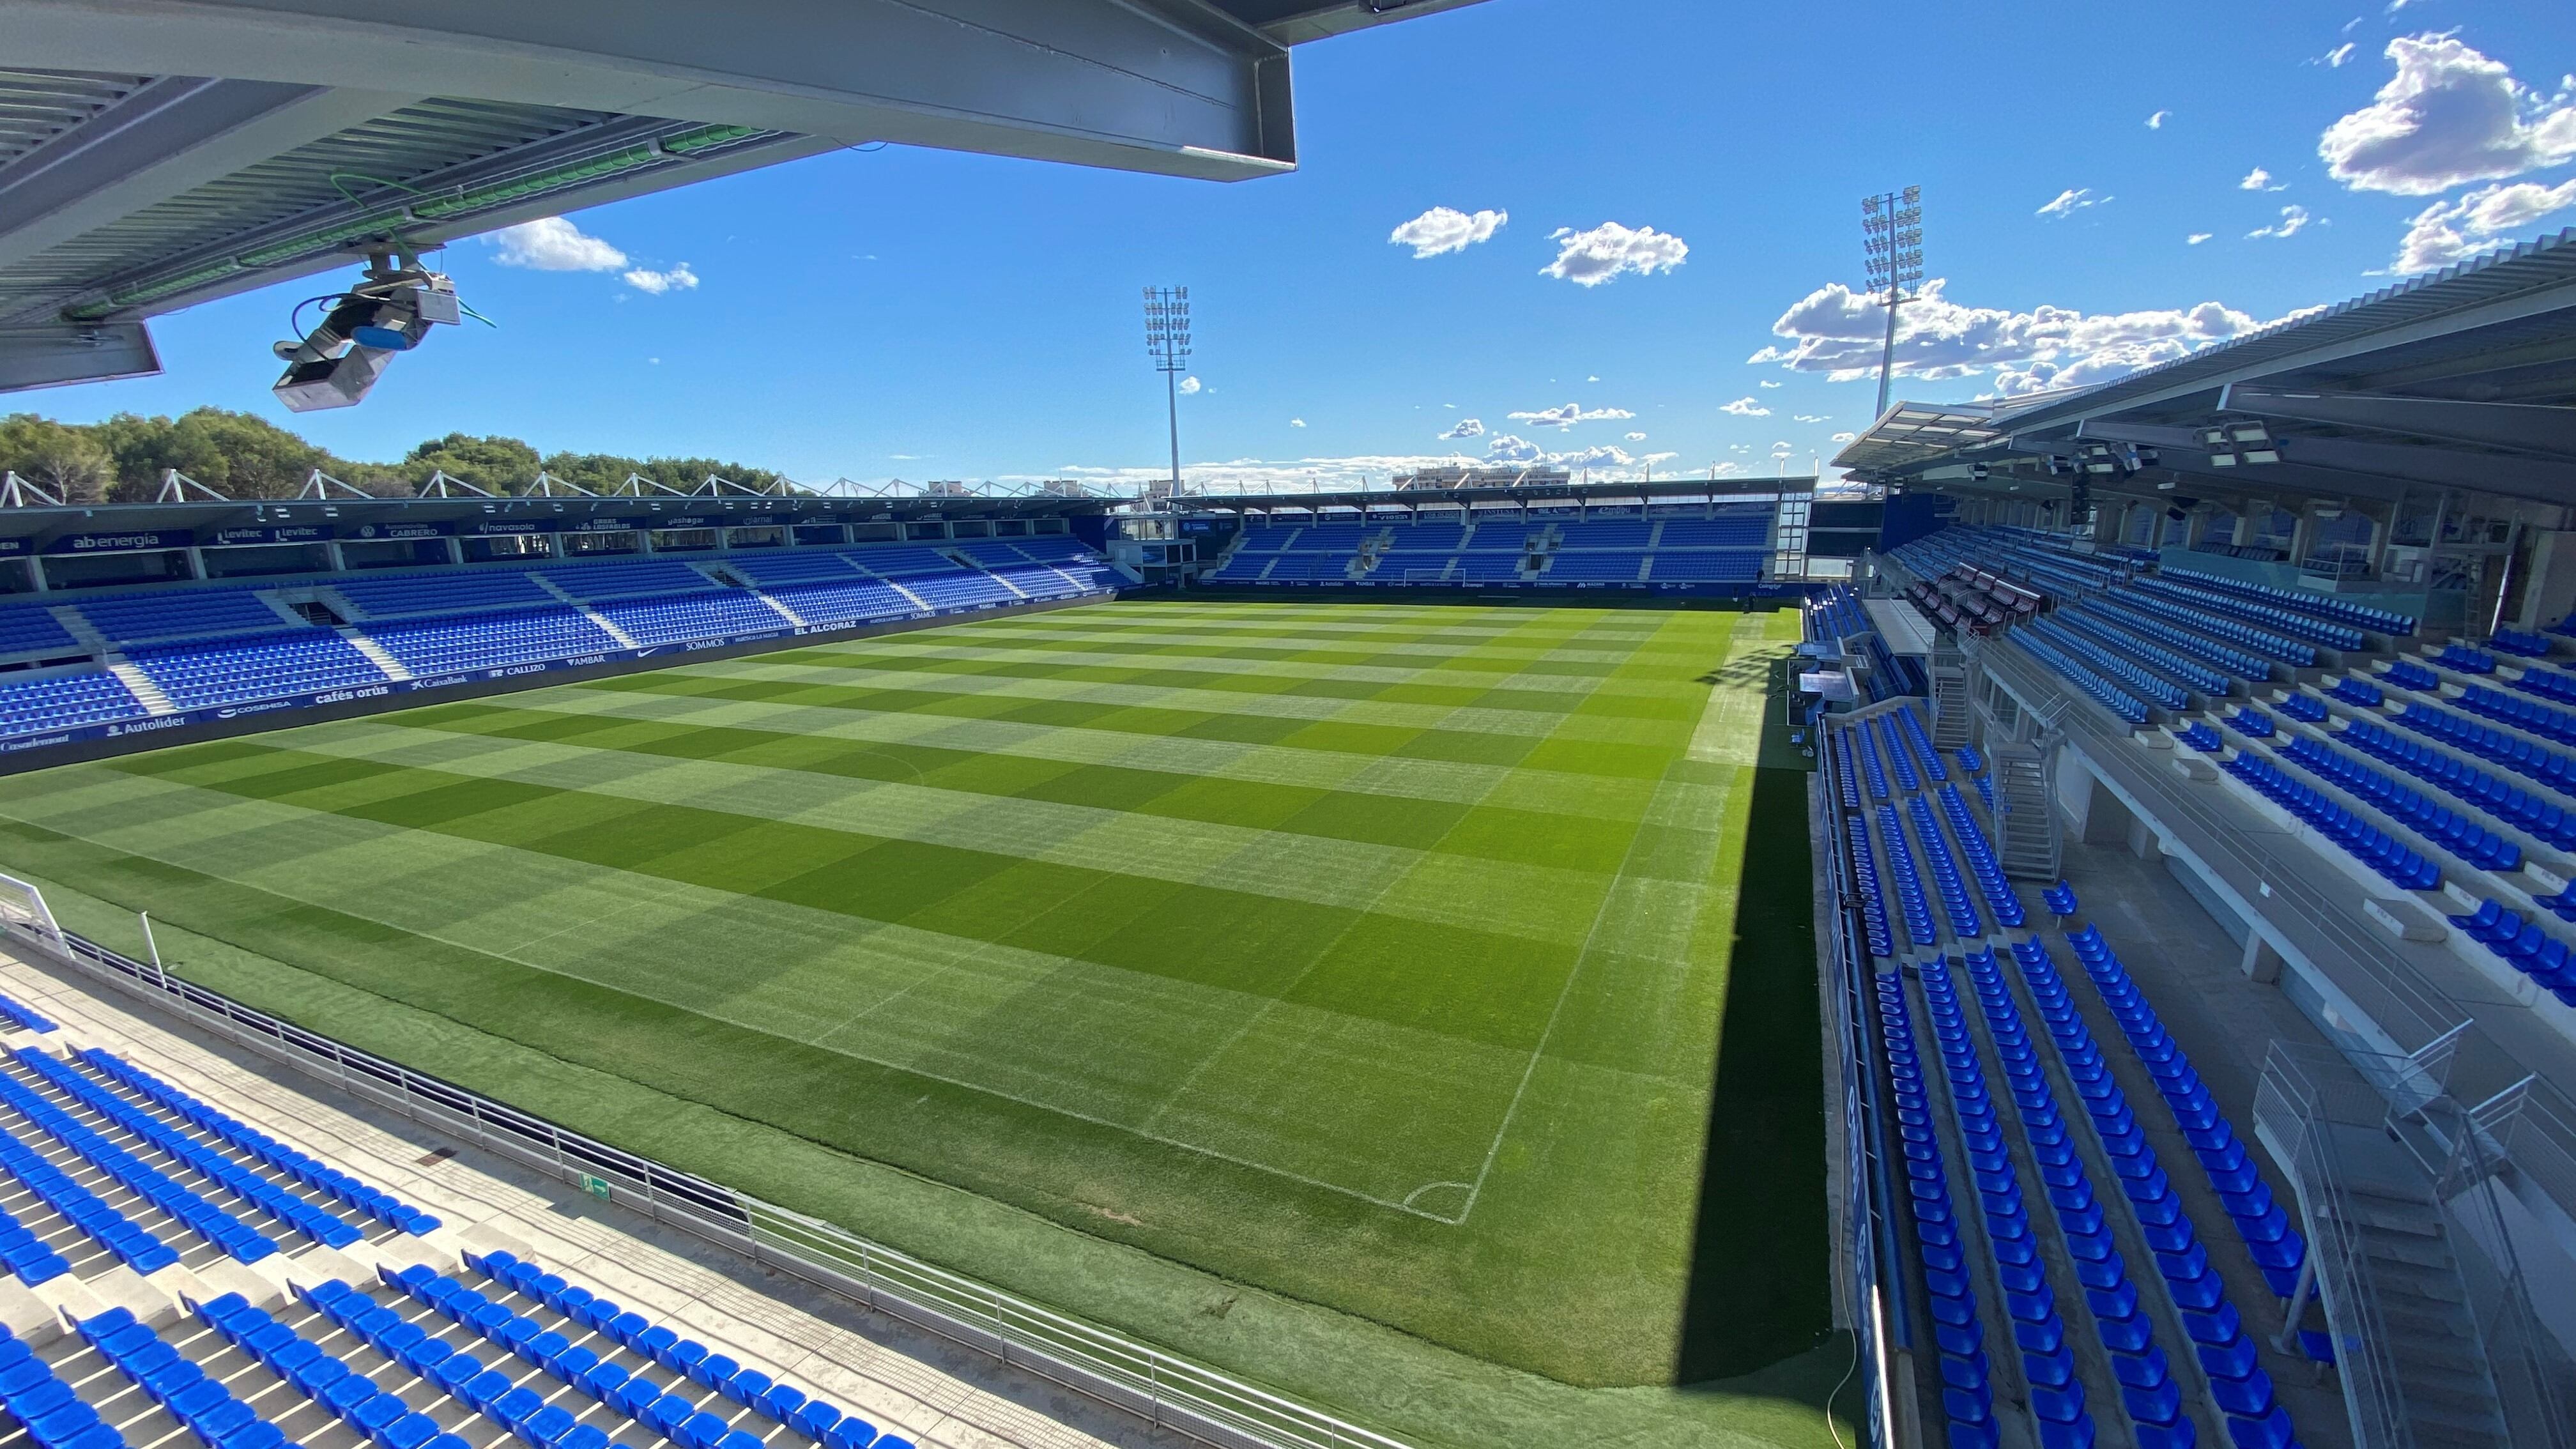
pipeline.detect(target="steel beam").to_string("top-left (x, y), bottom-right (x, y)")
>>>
top-left (4, 0), bottom-right (1299, 180)
top-left (2218, 386), bottom-right (2576, 458)
top-left (0, 319), bottom-right (159, 390)
top-left (0, 78), bottom-right (418, 272)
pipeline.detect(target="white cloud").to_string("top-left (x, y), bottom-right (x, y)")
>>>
top-left (1485, 434), bottom-right (1544, 464)
top-left (1288, 418), bottom-right (1307, 428)
top-left (2187, 232), bottom-right (2215, 245)
top-left (2317, 42), bottom-right (2357, 68)
top-left (1831, 431), bottom-right (1858, 443)
top-left (1505, 401), bottom-right (1636, 429)
top-left (2147, 110), bottom-right (2172, 129)
top-left (1719, 397), bottom-right (1772, 417)
top-left (2392, 176), bottom-right (2576, 271)
top-left (1758, 379), bottom-right (1781, 388)
top-left (1751, 276), bottom-right (2308, 397)
top-left (1438, 417), bottom-right (1485, 440)
top-left (1388, 206), bottom-right (1507, 258)
top-left (1625, 431), bottom-right (1648, 441)
top-left (1540, 222), bottom-right (1689, 286)
top-left (489, 217), bottom-right (627, 272)
top-left (1176, 376), bottom-right (1203, 395)
top-left (621, 263), bottom-right (698, 294)
top-left (2248, 204), bottom-right (2315, 239)
top-left (2320, 36), bottom-right (2576, 194)
top-left (1586, 374), bottom-right (1601, 382)
top-left (1793, 413), bottom-right (1831, 423)
top-left (2037, 188), bottom-right (2110, 218)
top-left (2240, 167), bottom-right (2288, 191)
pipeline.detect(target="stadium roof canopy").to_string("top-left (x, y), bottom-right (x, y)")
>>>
top-left (0, 0), bottom-right (1485, 392)
top-left (1832, 228), bottom-right (2576, 514)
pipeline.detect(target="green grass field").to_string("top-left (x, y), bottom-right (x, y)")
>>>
top-left (0, 599), bottom-right (1838, 1448)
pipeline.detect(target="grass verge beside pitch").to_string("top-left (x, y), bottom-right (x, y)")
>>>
top-left (0, 601), bottom-right (1840, 1449)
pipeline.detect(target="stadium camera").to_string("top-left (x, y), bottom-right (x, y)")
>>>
top-left (272, 252), bottom-right (461, 412)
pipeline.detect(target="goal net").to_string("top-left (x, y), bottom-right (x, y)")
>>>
top-left (0, 871), bottom-right (63, 949)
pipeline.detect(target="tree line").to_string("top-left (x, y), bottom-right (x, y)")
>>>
top-left (0, 409), bottom-right (792, 503)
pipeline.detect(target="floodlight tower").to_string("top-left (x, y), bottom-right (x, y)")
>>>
top-left (1860, 187), bottom-right (1924, 419)
top-left (1143, 286), bottom-right (1192, 496)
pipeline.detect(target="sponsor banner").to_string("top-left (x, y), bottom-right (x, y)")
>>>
top-left (562, 517), bottom-right (646, 533)
top-left (473, 519), bottom-right (557, 535)
top-left (345, 521), bottom-right (451, 540)
top-left (650, 518), bottom-right (720, 531)
top-left (208, 525), bottom-right (334, 547)
top-left (47, 530), bottom-right (191, 555)
top-left (0, 539), bottom-right (31, 558)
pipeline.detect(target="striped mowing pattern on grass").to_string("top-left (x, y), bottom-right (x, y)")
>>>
top-left (0, 601), bottom-right (1827, 1409)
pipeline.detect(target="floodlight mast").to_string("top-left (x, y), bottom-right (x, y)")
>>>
top-left (1143, 286), bottom-right (1192, 496)
top-left (1860, 186), bottom-right (1924, 418)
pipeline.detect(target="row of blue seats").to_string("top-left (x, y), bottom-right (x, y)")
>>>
top-left (2321, 678), bottom-right (2380, 711)
top-left (2216, 753), bottom-right (2441, 891)
top-left (0, 1195), bottom-right (72, 1283)
top-left (1879, 716), bottom-right (1924, 795)
top-left (2446, 901), bottom-right (2576, 1004)
top-left (2273, 737), bottom-right (2523, 873)
top-left (1853, 723), bottom-right (1893, 804)
top-left (2058, 609), bottom-right (2234, 696)
top-left (1809, 586), bottom-right (1869, 643)
top-left (16, 1048), bottom-right (364, 1249)
top-left (2455, 683), bottom-right (2576, 748)
top-left (1906, 795), bottom-right (1987, 939)
top-left (2430, 645), bottom-right (2494, 675)
top-left (1908, 959), bottom-right (2100, 1449)
top-left (2134, 577), bottom-right (2364, 651)
top-left (1897, 706), bottom-right (1950, 785)
top-left (1871, 972), bottom-right (2011, 1448)
top-left (2027, 616), bottom-right (2198, 714)
top-left (2156, 567), bottom-right (2413, 636)
top-left (79, 1304), bottom-right (292, 1449)
top-left (2508, 663), bottom-right (2576, 706)
top-left (1878, 804), bottom-right (1944, 948)
top-left (0, 1059), bottom-right (275, 1262)
top-left (3, 1316), bottom-right (129, 1449)
top-left (2012, 634), bottom-right (2150, 727)
top-left (0, 991), bottom-right (56, 1033)
top-left (2378, 661), bottom-right (2438, 692)
top-left (1952, 951), bottom-right (2204, 1448)
top-left (450, 1248), bottom-right (910, 1448)
top-left (2388, 699), bottom-right (2576, 796)
top-left (2061, 929), bottom-right (2311, 1298)
top-left (2491, 628), bottom-right (2553, 658)
top-left (1831, 732), bottom-right (1862, 810)
top-left (0, 1119), bottom-right (175, 1273)
top-left (2078, 596), bottom-right (2273, 682)
top-left (1936, 785), bottom-right (2027, 929)
top-left (80, 1048), bottom-right (437, 1236)
top-left (2332, 716), bottom-right (2576, 852)
top-left (2115, 585), bottom-right (2318, 668)
top-left (2008, 941), bottom-right (2303, 1445)
top-left (1844, 816), bottom-right (1896, 958)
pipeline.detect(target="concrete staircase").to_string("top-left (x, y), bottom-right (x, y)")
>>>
top-left (337, 629), bottom-right (413, 681)
top-left (1992, 742), bottom-right (2062, 881)
top-left (529, 575), bottom-right (640, 649)
top-left (105, 663), bottom-right (176, 716)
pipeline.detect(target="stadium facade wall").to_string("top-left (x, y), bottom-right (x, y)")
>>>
top-left (0, 588), bottom-right (1110, 774)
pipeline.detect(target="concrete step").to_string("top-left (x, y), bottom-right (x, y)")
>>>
top-left (105, 663), bottom-right (175, 716)
top-left (336, 629), bottom-right (412, 682)
top-left (529, 574), bottom-right (641, 649)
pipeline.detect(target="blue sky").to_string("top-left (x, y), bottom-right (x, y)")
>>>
top-left (33, 0), bottom-right (2576, 491)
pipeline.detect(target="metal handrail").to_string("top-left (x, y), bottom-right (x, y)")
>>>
top-left (2254, 1044), bottom-right (2414, 1449)
top-left (0, 915), bottom-right (1413, 1449)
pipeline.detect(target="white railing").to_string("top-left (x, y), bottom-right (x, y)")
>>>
top-left (0, 901), bottom-right (1411, 1449)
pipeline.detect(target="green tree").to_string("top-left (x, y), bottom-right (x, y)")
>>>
top-left (0, 413), bottom-right (114, 501)
top-left (402, 433), bottom-right (542, 493)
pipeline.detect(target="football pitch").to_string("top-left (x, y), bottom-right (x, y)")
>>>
top-left (0, 600), bottom-right (1836, 1448)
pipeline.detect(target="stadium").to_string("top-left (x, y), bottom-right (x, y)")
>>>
top-left (0, 5), bottom-right (2572, 1449)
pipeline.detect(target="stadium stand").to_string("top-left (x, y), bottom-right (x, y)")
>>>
top-left (0, 535), bottom-right (1119, 751)
top-left (1198, 503), bottom-right (1775, 591)
top-left (0, 954), bottom-right (1151, 1449)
